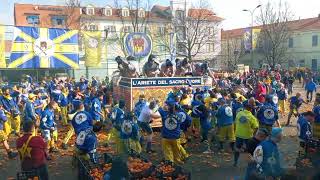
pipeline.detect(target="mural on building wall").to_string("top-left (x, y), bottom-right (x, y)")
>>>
top-left (124, 33), bottom-right (152, 58)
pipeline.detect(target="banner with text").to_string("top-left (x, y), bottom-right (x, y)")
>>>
top-left (122, 77), bottom-right (203, 88)
top-left (252, 28), bottom-right (261, 49)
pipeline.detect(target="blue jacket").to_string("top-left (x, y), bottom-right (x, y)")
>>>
top-left (191, 100), bottom-right (203, 118)
top-left (256, 140), bottom-right (283, 177)
top-left (0, 109), bottom-right (7, 130)
top-left (216, 105), bottom-right (233, 127)
top-left (134, 100), bottom-right (147, 118)
top-left (231, 100), bottom-right (243, 120)
top-left (313, 105), bottom-right (320, 123)
top-left (277, 90), bottom-right (288, 100)
top-left (71, 111), bottom-right (93, 135)
top-left (60, 93), bottom-right (68, 107)
top-left (177, 109), bottom-right (192, 132)
top-left (40, 108), bottom-right (55, 130)
top-left (76, 128), bottom-right (98, 163)
top-left (199, 111), bottom-right (213, 130)
top-left (0, 95), bottom-right (20, 116)
top-left (159, 108), bottom-right (181, 139)
top-left (257, 103), bottom-right (279, 125)
top-left (305, 81), bottom-right (317, 92)
top-left (289, 96), bottom-right (303, 109)
top-left (297, 115), bottom-right (312, 141)
top-left (24, 100), bottom-right (37, 122)
top-left (111, 108), bottom-right (125, 131)
top-left (120, 120), bottom-right (140, 140)
top-left (90, 97), bottom-right (102, 121)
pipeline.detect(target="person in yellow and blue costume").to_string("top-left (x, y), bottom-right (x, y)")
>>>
top-left (119, 112), bottom-right (141, 154)
top-left (40, 101), bottom-right (58, 153)
top-left (0, 102), bottom-right (18, 159)
top-left (0, 86), bottom-right (21, 137)
top-left (257, 95), bottom-right (280, 133)
top-left (159, 101), bottom-right (188, 164)
top-left (216, 98), bottom-right (235, 151)
top-left (312, 93), bottom-right (320, 139)
top-left (75, 122), bottom-right (103, 164)
top-left (110, 100), bottom-right (126, 153)
top-left (90, 91), bottom-right (104, 122)
top-left (190, 94), bottom-right (204, 138)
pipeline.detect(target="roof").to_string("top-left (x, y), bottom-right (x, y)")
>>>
top-left (222, 16), bottom-right (320, 39)
top-left (188, 8), bottom-right (224, 22)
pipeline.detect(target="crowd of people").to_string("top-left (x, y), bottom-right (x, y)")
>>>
top-left (0, 68), bottom-right (319, 180)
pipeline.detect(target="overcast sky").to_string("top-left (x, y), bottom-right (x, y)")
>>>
top-left (0, 0), bottom-right (319, 30)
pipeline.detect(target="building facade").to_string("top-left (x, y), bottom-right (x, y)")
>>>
top-left (221, 16), bottom-right (320, 70)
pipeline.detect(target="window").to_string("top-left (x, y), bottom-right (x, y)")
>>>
top-left (299, 60), bottom-right (305, 67)
top-left (312, 35), bottom-right (318, 47)
top-left (122, 8), bottom-right (129, 17)
top-left (288, 38), bottom-right (293, 48)
top-left (158, 26), bottom-right (165, 35)
top-left (123, 26), bottom-right (132, 33)
top-left (26, 15), bottom-right (40, 25)
top-left (137, 26), bottom-right (144, 33)
top-left (51, 16), bottom-right (66, 26)
top-left (138, 10), bottom-right (145, 17)
top-left (158, 45), bottom-right (166, 52)
top-left (206, 43), bottom-right (214, 52)
top-left (177, 43), bottom-right (185, 53)
top-left (86, 7), bottom-right (95, 15)
top-left (104, 25), bottom-right (116, 32)
top-left (176, 10), bottom-right (184, 20)
top-left (104, 9), bottom-right (112, 16)
top-left (88, 25), bottom-right (98, 31)
top-left (208, 27), bottom-right (214, 35)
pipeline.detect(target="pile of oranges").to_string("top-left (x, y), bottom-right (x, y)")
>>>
top-left (89, 163), bottom-right (112, 180)
top-left (176, 174), bottom-right (188, 180)
top-left (102, 163), bottom-right (112, 172)
top-left (141, 176), bottom-right (159, 180)
top-left (300, 158), bottom-right (313, 167)
top-left (156, 162), bottom-right (175, 174)
top-left (89, 167), bottom-right (104, 180)
top-left (127, 157), bottom-right (153, 173)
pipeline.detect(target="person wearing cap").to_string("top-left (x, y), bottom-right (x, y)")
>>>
top-left (159, 101), bottom-right (188, 163)
top-left (253, 127), bottom-right (284, 179)
top-left (75, 122), bottom-right (103, 164)
top-left (297, 111), bottom-right (315, 150)
top-left (257, 95), bottom-right (280, 133)
top-left (0, 102), bottom-right (18, 159)
top-left (244, 128), bottom-right (269, 180)
top-left (233, 102), bottom-right (259, 167)
top-left (134, 94), bottom-right (147, 118)
top-left (138, 100), bottom-right (161, 153)
top-left (0, 86), bottom-right (21, 136)
top-left (313, 94), bottom-right (320, 139)
top-left (287, 92), bottom-right (307, 126)
top-left (40, 101), bottom-right (58, 153)
top-left (216, 98), bottom-right (235, 151)
top-left (119, 112), bottom-right (141, 154)
top-left (90, 91), bottom-right (105, 123)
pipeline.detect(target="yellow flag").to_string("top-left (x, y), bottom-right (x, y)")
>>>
top-left (252, 28), bottom-right (261, 49)
top-left (0, 26), bottom-right (5, 68)
top-left (83, 31), bottom-right (102, 67)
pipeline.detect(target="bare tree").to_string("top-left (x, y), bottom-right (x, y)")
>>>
top-left (175, 0), bottom-right (221, 61)
top-left (256, 1), bottom-right (293, 68)
top-left (222, 36), bottom-right (245, 70)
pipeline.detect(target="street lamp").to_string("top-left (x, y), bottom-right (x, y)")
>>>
top-left (243, 4), bottom-right (261, 67)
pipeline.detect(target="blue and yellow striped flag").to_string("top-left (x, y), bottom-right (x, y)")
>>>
top-left (9, 26), bottom-right (79, 69)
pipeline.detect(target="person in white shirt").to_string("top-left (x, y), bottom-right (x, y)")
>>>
top-left (138, 101), bottom-right (161, 153)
